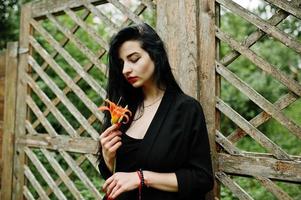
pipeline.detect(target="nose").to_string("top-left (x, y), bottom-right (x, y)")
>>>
top-left (122, 61), bottom-right (132, 75)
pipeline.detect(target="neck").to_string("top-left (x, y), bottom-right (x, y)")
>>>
top-left (142, 85), bottom-right (165, 104)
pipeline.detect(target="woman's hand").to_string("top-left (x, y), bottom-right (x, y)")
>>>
top-left (102, 172), bottom-right (140, 199)
top-left (99, 124), bottom-right (122, 172)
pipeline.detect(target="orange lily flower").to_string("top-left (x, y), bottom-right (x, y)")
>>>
top-left (99, 99), bottom-right (132, 125)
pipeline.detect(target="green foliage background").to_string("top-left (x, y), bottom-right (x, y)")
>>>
top-left (1, 0), bottom-right (300, 199)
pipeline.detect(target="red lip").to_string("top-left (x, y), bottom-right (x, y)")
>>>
top-left (127, 77), bottom-right (138, 84)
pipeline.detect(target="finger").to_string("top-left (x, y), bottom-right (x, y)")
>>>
top-left (106, 179), bottom-right (117, 196)
top-left (107, 136), bottom-right (122, 147)
top-left (109, 184), bottom-right (122, 199)
top-left (100, 124), bottom-right (120, 139)
top-left (108, 141), bottom-right (122, 153)
top-left (101, 131), bottom-right (122, 147)
top-left (103, 176), bottom-right (114, 191)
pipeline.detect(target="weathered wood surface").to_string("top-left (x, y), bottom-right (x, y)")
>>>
top-left (17, 134), bottom-right (98, 154)
top-left (217, 0), bottom-right (301, 55)
top-left (13, 3), bottom-right (32, 199)
top-left (0, 51), bottom-right (5, 164)
top-left (1, 42), bottom-right (18, 200)
top-left (255, 176), bottom-right (294, 200)
top-left (31, 0), bottom-right (107, 18)
top-left (156, 0), bottom-right (199, 99)
top-left (263, 0), bottom-right (301, 20)
top-left (218, 153), bottom-right (301, 183)
top-left (216, 27), bottom-right (301, 97)
top-left (27, 55), bottom-right (100, 140)
top-left (216, 171), bottom-right (254, 200)
top-left (227, 92), bottom-right (298, 143)
top-left (30, 19), bottom-right (107, 97)
top-left (216, 61), bottom-right (301, 140)
top-left (216, 97), bottom-right (291, 160)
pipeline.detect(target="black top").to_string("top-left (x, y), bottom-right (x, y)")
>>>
top-left (98, 88), bottom-right (214, 200)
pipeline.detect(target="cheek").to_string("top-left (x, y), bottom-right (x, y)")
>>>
top-left (139, 60), bottom-right (155, 75)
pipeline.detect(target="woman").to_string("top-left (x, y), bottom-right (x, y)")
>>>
top-left (98, 23), bottom-right (213, 200)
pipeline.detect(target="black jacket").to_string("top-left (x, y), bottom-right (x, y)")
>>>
top-left (99, 88), bottom-right (214, 200)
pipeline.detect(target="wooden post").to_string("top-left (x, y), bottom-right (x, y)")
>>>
top-left (1, 42), bottom-right (18, 200)
top-left (156, 0), bottom-right (199, 99)
top-left (0, 50), bottom-right (6, 168)
top-left (13, 3), bottom-right (32, 199)
top-left (197, 0), bottom-right (219, 199)
top-left (157, 0), bottom-right (219, 199)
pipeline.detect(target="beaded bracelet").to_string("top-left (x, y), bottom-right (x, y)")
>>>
top-left (139, 169), bottom-right (145, 187)
top-left (137, 170), bottom-right (143, 200)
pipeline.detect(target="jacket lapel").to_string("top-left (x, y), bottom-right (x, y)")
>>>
top-left (137, 88), bottom-right (175, 167)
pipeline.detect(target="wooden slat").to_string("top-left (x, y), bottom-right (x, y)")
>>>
top-left (215, 171), bottom-right (254, 200)
top-left (227, 92), bottom-right (298, 143)
top-left (80, 0), bottom-right (119, 32)
top-left (64, 8), bottom-right (109, 51)
top-left (47, 13), bottom-right (107, 74)
top-left (41, 148), bottom-right (85, 200)
top-left (24, 121), bottom-right (93, 200)
top-left (31, 0), bottom-right (107, 18)
top-left (26, 74), bottom-right (78, 137)
top-left (32, 49), bottom-right (105, 131)
top-left (255, 176), bottom-right (294, 200)
top-left (217, 0), bottom-right (301, 54)
top-left (59, 151), bottom-right (102, 199)
top-left (27, 55), bottom-right (99, 140)
top-left (216, 27), bottom-right (301, 97)
top-left (23, 185), bottom-right (36, 200)
top-left (1, 42), bottom-right (18, 200)
top-left (29, 37), bottom-right (105, 122)
top-left (215, 130), bottom-right (243, 155)
top-left (26, 96), bottom-right (58, 137)
top-left (264, 0), bottom-right (301, 20)
top-left (218, 153), bottom-right (301, 183)
top-left (30, 19), bottom-right (107, 98)
top-left (34, 9), bottom-right (91, 81)
top-left (17, 132), bottom-right (98, 155)
top-left (24, 147), bottom-right (67, 200)
top-left (24, 165), bottom-right (50, 200)
top-left (216, 97), bottom-right (291, 160)
top-left (141, 0), bottom-right (156, 10)
top-left (107, 0), bottom-right (144, 24)
top-left (42, 155), bottom-right (87, 199)
top-left (216, 61), bottom-right (301, 140)
top-left (120, 3), bottom-right (147, 28)
top-left (220, 3), bottom-right (291, 66)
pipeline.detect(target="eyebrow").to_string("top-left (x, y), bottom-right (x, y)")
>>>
top-left (126, 52), bottom-right (140, 59)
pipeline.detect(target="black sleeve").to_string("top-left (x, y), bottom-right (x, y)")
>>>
top-left (175, 98), bottom-right (214, 198)
top-left (98, 156), bottom-right (113, 180)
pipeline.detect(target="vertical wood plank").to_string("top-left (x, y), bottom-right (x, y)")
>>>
top-left (13, 3), bottom-right (32, 200)
top-left (198, 0), bottom-right (218, 199)
top-left (156, 0), bottom-right (198, 99)
top-left (1, 42), bottom-right (18, 200)
top-left (0, 51), bottom-right (6, 169)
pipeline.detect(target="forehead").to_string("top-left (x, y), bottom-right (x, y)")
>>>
top-left (118, 40), bottom-right (143, 58)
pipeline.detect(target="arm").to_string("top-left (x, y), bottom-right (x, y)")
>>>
top-left (102, 171), bottom-right (178, 199)
top-left (174, 99), bottom-right (214, 198)
top-left (143, 171), bottom-right (178, 192)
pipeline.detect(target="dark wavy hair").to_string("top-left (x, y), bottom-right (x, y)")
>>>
top-left (100, 23), bottom-right (182, 140)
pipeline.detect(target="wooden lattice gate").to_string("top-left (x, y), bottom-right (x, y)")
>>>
top-left (2, 0), bottom-right (156, 199)
top-left (214, 0), bottom-right (301, 199)
top-left (1, 0), bottom-right (301, 199)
